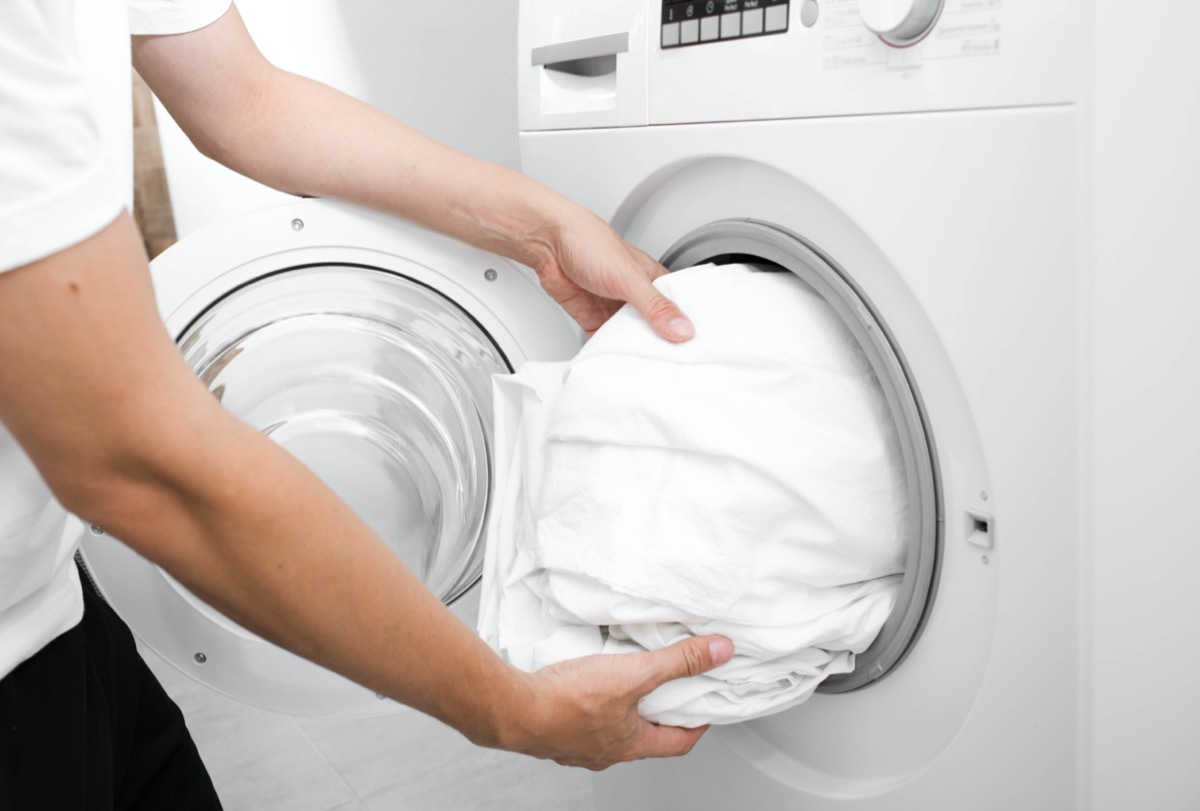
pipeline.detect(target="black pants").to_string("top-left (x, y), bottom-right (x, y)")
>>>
top-left (0, 566), bottom-right (222, 810)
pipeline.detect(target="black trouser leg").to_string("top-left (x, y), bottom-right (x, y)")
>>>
top-left (0, 566), bottom-right (223, 811)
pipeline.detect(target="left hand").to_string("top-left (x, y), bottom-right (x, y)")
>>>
top-left (530, 209), bottom-right (695, 342)
top-left (492, 635), bottom-right (734, 769)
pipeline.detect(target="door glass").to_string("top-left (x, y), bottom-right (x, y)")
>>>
top-left (175, 265), bottom-right (509, 605)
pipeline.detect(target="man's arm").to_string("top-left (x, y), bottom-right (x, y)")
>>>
top-left (0, 214), bottom-right (731, 767)
top-left (130, 6), bottom-right (693, 342)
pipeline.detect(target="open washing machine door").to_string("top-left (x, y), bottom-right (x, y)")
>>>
top-left (77, 199), bottom-right (581, 718)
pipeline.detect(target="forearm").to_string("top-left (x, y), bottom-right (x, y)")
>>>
top-left (144, 38), bottom-right (574, 273)
top-left (231, 70), bottom-right (572, 271)
top-left (98, 400), bottom-right (524, 743)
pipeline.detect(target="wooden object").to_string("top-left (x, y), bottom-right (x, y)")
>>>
top-left (131, 69), bottom-right (177, 260)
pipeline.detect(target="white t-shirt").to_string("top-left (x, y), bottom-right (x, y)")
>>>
top-left (0, 0), bottom-right (232, 679)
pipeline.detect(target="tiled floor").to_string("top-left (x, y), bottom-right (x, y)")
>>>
top-left (139, 645), bottom-right (594, 810)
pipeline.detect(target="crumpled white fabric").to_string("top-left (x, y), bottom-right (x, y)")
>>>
top-left (478, 263), bottom-right (909, 727)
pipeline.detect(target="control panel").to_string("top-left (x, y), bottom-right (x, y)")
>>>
top-left (518, 0), bottom-right (1077, 131)
top-left (662, 0), bottom-right (791, 49)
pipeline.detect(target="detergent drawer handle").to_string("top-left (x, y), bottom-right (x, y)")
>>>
top-left (531, 32), bottom-right (629, 77)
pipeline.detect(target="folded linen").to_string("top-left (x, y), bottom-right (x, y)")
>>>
top-left (478, 263), bottom-right (908, 726)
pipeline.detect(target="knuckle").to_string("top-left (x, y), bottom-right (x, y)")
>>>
top-left (645, 294), bottom-right (678, 322)
top-left (680, 643), bottom-right (706, 677)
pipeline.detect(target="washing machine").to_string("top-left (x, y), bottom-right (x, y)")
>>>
top-left (69, 0), bottom-right (1192, 806)
top-left (518, 0), bottom-right (1081, 808)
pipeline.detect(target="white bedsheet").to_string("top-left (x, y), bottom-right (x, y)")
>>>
top-left (478, 263), bottom-right (909, 726)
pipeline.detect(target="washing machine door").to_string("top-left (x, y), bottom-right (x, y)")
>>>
top-left (78, 199), bottom-right (581, 718)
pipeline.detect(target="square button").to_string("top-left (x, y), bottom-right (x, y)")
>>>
top-left (662, 21), bottom-right (681, 47)
top-left (720, 11), bottom-right (741, 37)
top-left (742, 7), bottom-right (764, 35)
top-left (765, 4), bottom-right (788, 32)
top-left (700, 15), bottom-right (720, 41)
top-left (681, 18), bottom-right (700, 44)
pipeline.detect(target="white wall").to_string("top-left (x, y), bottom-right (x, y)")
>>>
top-left (1087, 1), bottom-right (1200, 808)
top-left (157, 0), bottom-right (519, 238)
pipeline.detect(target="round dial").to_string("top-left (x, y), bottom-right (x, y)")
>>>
top-left (858, 0), bottom-right (943, 45)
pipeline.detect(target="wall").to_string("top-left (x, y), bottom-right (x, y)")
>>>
top-left (1087, 1), bottom-right (1200, 807)
top-left (156, 0), bottom-right (520, 238)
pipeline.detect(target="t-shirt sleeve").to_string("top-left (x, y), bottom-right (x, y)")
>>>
top-left (0, 0), bottom-right (124, 274)
top-left (128, 0), bottom-right (233, 36)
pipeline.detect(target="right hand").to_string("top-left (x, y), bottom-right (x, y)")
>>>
top-left (496, 635), bottom-right (734, 770)
top-left (526, 207), bottom-right (695, 343)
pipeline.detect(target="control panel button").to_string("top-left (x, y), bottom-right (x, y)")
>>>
top-left (662, 21), bottom-right (681, 47)
top-left (720, 11), bottom-right (741, 37)
top-left (799, 0), bottom-right (819, 27)
top-left (858, 0), bottom-right (942, 46)
top-left (681, 18), bottom-right (700, 44)
top-left (743, 7), bottom-right (764, 34)
top-left (700, 15), bottom-right (720, 40)
top-left (765, 3), bottom-right (788, 31)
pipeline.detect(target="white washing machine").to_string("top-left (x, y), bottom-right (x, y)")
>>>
top-left (72, 0), bottom-right (1198, 806)
top-left (517, 0), bottom-right (1082, 807)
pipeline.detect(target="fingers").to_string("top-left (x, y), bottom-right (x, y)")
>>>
top-left (556, 723), bottom-right (710, 768)
top-left (636, 635), bottom-right (734, 693)
top-left (624, 275), bottom-right (694, 343)
top-left (633, 722), bottom-right (710, 760)
top-left (521, 639), bottom-right (728, 769)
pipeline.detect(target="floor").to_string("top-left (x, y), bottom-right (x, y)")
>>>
top-left (139, 645), bottom-right (595, 811)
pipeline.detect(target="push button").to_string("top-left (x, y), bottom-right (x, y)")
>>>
top-left (700, 15), bottom-right (720, 41)
top-left (742, 7), bottom-right (764, 34)
top-left (765, 3), bottom-right (788, 31)
top-left (662, 21), bottom-right (681, 47)
top-left (721, 11), bottom-right (742, 37)
top-left (800, 0), bottom-right (819, 27)
top-left (681, 18), bottom-right (700, 44)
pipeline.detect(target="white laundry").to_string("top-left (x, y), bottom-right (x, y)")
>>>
top-left (478, 263), bottom-right (909, 727)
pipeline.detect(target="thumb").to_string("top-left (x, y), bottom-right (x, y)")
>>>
top-left (625, 277), bottom-right (695, 343)
top-left (640, 635), bottom-right (734, 693)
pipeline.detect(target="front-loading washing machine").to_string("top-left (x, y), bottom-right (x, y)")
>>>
top-left (71, 0), bottom-right (1194, 806)
top-left (518, 0), bottom-right (1082, 807)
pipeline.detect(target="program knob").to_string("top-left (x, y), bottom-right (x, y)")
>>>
top-left (858, 0), bottom-right (943, 46)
